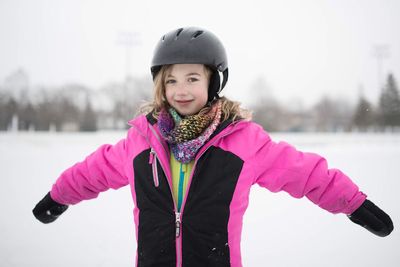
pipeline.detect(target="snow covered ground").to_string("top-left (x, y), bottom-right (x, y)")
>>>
top-left (1, 131), bottom-right (399, 266)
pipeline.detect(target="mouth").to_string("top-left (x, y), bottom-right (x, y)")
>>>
top-left (175, 99), bottom-right (193, 104)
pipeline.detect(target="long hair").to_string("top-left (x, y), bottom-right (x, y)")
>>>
top-left (138, 65), bottom-right (252, 122)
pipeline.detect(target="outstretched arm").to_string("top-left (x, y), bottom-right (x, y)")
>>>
top-left (50, 139), bottom-right (130, 205)
top-left (33, 132), bottom-right (132, 224)
top-left (249, 125), bottom-right (393, 236)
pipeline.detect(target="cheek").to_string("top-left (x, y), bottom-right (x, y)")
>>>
top-left (165, 87), bottom-right (173, 102)
top-left (198, 85), bottom-right (209, 103)
top-left (199, 92), bottom-right (208, 105)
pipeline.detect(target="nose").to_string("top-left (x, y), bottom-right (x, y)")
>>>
top-left (175, 83), bottom-right (188, 96)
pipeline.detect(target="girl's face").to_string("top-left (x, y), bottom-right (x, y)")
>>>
top-left (164, 64), bottom-right (209, 116)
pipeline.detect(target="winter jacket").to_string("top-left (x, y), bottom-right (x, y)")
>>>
top-left (50, 114), bottom-right (367, 267)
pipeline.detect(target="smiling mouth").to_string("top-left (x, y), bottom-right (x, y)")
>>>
top-left (176, 100), bottom-right (193, 104)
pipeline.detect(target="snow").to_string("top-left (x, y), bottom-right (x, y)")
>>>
top-left (0, 131), bottom-right (399, 266)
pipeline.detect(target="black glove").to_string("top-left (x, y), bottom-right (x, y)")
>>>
top-left (348, 199), bottom-right (393, 237)
top-left (33, 192), bottom-right (69, 224)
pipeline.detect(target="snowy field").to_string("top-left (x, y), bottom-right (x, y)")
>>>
top-left (1, 131), bottom-right (399, 267)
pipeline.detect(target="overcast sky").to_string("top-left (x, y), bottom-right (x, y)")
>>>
top-left (1, 0), bottom-right (399, 107)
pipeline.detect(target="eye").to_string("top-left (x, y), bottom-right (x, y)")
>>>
top-left (188, 77), bottom-right (199, 83)
top-left (165, 79), bottom-right (176, 84)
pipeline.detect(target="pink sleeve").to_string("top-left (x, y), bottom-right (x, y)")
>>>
top-left (252, 129), bottom-right (366, 214)
top-left (50, 134), bottom-right (131, 205)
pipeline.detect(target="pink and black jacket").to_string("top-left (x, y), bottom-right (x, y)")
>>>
top-left (50, 114), bottom-right (366, 267)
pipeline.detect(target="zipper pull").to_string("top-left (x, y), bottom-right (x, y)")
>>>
top-left (149, 148), bottom-right (159, 187)
top-left (149, 148), bottom-right (155, 164)
top-left (175, 212), bottom-right (181, 238)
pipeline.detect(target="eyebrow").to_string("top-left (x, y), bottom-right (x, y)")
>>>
top-left (167, 72), bottom-right (201, 78)
top-left (185, 72), bottom-right (201, 76)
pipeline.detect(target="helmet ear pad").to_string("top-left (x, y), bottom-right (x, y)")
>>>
top-left (208, 70), bottom-right (221, 102)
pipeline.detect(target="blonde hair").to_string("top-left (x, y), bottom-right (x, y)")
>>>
top-left (138, 65), bottom-right (252, 122)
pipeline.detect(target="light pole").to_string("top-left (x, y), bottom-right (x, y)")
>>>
top-left (117, 32), bottom-right (141, 80)
top-left (116, 31), bottom-right (141, 128)
top-left (373, 44), bottom-right (390, 91)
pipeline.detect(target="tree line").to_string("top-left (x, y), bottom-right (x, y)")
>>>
top-left (0, 69), bottom-right (399, 132)
top-left (252, 73), bottom-right (400, 132)
top-left (0, 69), bottom-right (152, 132)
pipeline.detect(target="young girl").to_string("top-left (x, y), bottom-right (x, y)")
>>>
top-left (33, 27), bottom-right (393, 267)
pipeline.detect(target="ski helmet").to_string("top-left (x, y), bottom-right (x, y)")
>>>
top-left (151, 27), bottom-right (229, 102)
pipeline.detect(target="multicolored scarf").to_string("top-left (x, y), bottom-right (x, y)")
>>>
top-left (158, 101), bottom-right (222, 163)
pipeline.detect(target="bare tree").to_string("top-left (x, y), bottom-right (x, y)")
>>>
top-left (313, 96), bottom-right (352, 132)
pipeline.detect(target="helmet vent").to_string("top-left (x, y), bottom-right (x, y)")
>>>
top-left (175, 28), bottom-right (184, 39)
top-left (191, 30), bottom-right (204, 39)
top-left (161, 35), bottom-right (166, 42)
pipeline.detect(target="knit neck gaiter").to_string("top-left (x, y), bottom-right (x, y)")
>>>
top-left (157, 100), bottom-right (222, 163)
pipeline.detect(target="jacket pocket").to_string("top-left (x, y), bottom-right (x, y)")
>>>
top-left (149, 148), bottom-right (160, 187)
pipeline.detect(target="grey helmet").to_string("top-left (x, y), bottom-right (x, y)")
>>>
top-left (151, 27), bottom-right (229, 102)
